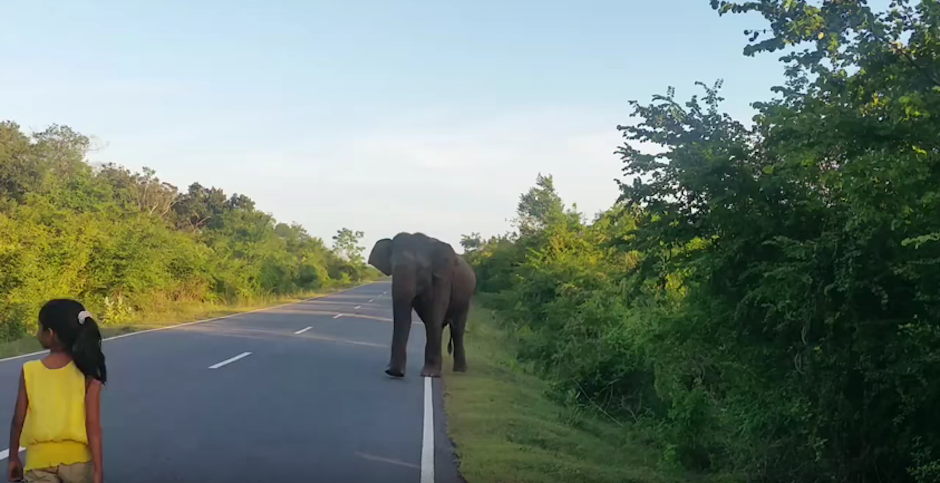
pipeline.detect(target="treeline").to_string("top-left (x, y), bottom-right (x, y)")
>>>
top-left (0, 121), bottom-right (378, 341)
top-left (462, 1), bottom-right (940, 482)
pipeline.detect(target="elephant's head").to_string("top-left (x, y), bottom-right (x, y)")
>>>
top-left (368, 238), bottom-right (393, 276)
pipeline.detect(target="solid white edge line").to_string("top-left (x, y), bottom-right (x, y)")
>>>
top-left (0, 283), bottom-right (372, 365)
top-left (208, 352), bottom-right (252, 369)
top-left (421, 377), bottom-right (435, 483)
top-left (294, 326), bottom-right (312, 335)
top-left (0, 447), bottom-right (24, 461)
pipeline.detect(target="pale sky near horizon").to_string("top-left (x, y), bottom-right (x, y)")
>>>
top-left (1, 0), bottom-right (788, 251)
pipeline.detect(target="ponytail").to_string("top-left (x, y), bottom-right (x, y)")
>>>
top-left (73, 313), bottom-right (107, 383)
top-left (39, 299), bottom-right (108, 384)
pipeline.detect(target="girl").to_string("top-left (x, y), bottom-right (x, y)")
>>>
top-left (7, 300), bottom-right (106, 483)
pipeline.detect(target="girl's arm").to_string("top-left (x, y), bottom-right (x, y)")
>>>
top-left (7, 370), bottom-right (27, 481)
top-left (85, 379), bottom-right (103, 483)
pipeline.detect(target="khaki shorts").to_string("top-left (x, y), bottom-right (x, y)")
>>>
top-left (24, 462), bottom-right (93, 483)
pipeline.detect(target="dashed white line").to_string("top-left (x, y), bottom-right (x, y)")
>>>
top-left (355, 305), bottom-right (361, 310)
top-left (0, 447), bottom-right (24, 461)
top-left (294, 326), bottom-right (312, 335)
top-left (421, 377), bottom-right (435, 483)
top-left (0, 282), bottom-right (372, 366)
top-left (208, 352), bottom-right (252, 369)
top-left (333, 314), bottom-right (342, 319)
top-left (304, 334), bottom-right (384, 348)
top-left (368, 299), bottom-right (374, 303)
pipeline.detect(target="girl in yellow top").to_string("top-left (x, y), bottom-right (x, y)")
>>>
top-left (7, 300), bottom-right (106, 483)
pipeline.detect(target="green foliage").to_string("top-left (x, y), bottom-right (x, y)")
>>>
top-left (459, 232), bottom-right (484, 252)
top-left (515, 174), bottom-right (573, 235)
top-left (0, 122), bottom-right (379, 337)
top-left (465, 2), bottom-right (940, 481)
top-left (332, 227), bottom-right (365, 262)
top-left (444, 305), bottom-right (703, 483)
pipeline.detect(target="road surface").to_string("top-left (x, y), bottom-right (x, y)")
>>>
top-left (0, 282), bottom-right (460, 483)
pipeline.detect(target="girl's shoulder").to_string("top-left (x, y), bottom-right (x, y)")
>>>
top-left (23, 358), bottom-right (80, 378)
top-left (22, 360), bottom-right (41, 385)
top-left (23, 358), bottom-right (54, 372)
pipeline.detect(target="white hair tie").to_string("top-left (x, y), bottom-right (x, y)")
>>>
top-left (77, 311), bottom-right (92, 325)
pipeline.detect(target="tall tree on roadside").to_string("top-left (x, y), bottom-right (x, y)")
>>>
top-left (460, 233), bottom-right (483, 252)
top-left (614, 1), bottom-right (940, 480)
top-left (332, 228), bottom-right (366, 264)
top-left (515, 174), bottom-right (567, 235)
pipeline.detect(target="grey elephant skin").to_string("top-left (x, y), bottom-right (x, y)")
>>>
top-left (368, 232), bottom-right (477, 378)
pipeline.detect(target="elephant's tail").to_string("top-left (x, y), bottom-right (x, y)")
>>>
top-left (447, 333), bottom-right (453, 355)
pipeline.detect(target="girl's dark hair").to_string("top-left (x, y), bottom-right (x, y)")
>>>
top-left (39, 299), bottom-right (107, 383)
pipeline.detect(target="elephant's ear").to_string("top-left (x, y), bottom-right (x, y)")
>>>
top-left (368, 238), bottom-right (394, 275)
top-left (430, 241), bottom-right (458, 280)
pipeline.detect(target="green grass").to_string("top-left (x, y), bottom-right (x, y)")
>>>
top-left (443, 305), bottom-right (708, 483)
top-left (0, 283), bottom-right (370, 359)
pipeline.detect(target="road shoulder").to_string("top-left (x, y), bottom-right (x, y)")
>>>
top-left (442, 304), bottom-right (705, 483)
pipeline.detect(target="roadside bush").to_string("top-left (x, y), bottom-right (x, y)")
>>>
top-left (0, 121), bottom-right (378, 338)
top-left (464, 1), bottom-right (940, 480)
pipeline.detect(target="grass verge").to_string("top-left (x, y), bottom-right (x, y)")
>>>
top-left (0, 282), bottom-right (373, 359)
top-left (443, 304), bottom-right (706, 483)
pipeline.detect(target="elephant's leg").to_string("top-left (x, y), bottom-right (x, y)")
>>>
top-left (420, 282), bottom-right (450, 378)
top-left (387, 277), bottom-right (416, 378)
top-left (450, 308), bottom-right (469, 373)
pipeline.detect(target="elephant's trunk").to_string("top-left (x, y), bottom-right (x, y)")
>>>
top-left (386, 264), bottom-right (415, 378)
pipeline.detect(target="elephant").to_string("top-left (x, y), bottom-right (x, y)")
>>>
top-left (368, 232), bottom-right (476, 378)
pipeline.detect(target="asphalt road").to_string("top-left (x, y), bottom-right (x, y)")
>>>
top-left (0, 282), bottom-right (460, 483)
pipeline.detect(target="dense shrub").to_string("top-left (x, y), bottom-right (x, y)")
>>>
top-left (464, 1), bottom-right (940, 481)
top-left (0, 122), bottom-right (377, 337)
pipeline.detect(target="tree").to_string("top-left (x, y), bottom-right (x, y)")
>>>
top-left (97, 164), bottom-right (178, 220)
top-left (465, 2), bottom-right (940, 481)
top-left (515, 174), bottom-right (566, 234)
top-left (0, 121), bottom-right (40, 204)
top-left (173, 183), bottom-right (229, 232)
top-left (609, 1), bottom-right (940, 480)
top-left (0, 121), bottom-right (381, 340)
top-left (459, 232), bottom-right (483, 252)
top-left (332, 228), bottom-right (366, 264)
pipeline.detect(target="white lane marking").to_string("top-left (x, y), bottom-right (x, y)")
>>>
top-left (294, 326), bottom-right (312, 335)
top-left (208, 352), bottom-right (252, 369)
top-left (368, 299), bottom-right (374, 303)
top-left (0, 348), bottom-right (46, 364)
top-left (355, 305), bottom-right (361, 309)
top-left (0, 447), bottom-right (24, 461)
top-left (333, 314), bottom-right (342, 319)
top-left (0, 283), bottom-right (374, 365)
top-left (421, 377), bottom-right (434, 483)
top-left (355, 452), bottom-right (420, 470)
top-left (304, 334), bottom-right (384, 348)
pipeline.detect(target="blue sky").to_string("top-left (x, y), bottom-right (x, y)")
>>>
top-left (1, 0), bottom-right (786, 250)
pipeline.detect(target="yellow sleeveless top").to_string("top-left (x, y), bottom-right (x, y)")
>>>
top-left (21, 360), bottom-right (91, 471)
